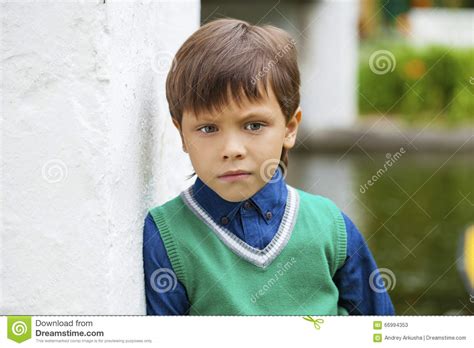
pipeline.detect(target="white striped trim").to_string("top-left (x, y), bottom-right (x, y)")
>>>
top-left (180, 184), bottom-right (300, 269)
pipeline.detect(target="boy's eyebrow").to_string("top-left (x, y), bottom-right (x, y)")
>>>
top-left (240, 111), bottom-right (272, 120)
top-left (195, 110), bottom-right (272, 123)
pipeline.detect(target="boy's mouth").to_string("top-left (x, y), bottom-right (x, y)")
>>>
top-left (218, 170), bottom-right (251, 182)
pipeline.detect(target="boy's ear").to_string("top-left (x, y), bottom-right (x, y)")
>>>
top-left (172, 117), bottom-right (188, 153)
top-left (283, 106), bottom-right (302, 150)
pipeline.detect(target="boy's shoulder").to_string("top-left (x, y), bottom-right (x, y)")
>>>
top-left (293, 186), bottom-right (341, 209)
top-left (292, 186), bottom-right (345, 223)
top-left (293, 186), bottom-right (348, 272)
top-left (147, 190), bottom-right (187, 216)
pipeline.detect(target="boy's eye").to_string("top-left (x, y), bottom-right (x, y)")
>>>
top-left (245, 122), bottom-right (265, 132)
top-left (198, 125), bottom-right (217, 134)
top-left (198, 123), bottom-right (265, 134)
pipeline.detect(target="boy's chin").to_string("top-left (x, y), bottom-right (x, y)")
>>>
top-left (214, 185), bottom-right (258, 203)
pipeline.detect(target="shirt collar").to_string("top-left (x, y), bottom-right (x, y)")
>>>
top-left (192, 166), bottom-right (288, 225)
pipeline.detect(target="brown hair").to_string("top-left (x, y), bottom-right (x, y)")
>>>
top-left (165, 18), bottom-right (300, 178)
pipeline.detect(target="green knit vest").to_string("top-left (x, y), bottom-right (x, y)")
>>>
top-left (149, 184), bottom-right (348, 315)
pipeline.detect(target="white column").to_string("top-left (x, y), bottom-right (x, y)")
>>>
top-left (300, 0), bottom-right (359, 130)
top-left (1, 0), bottom-right (199, 314)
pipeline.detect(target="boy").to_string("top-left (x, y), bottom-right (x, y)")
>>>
top-left (143, 18), bottom-right (395, 315)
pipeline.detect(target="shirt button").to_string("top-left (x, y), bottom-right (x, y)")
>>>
top-left (265, 211), bottom-right (273, 220)
top-left (244, 201), bottom-right (252, 210)
top-left (220, 216), bottom-right (229, 225)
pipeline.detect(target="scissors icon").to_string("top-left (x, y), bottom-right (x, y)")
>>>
top-left (303, 316), bottom-right (324, 330)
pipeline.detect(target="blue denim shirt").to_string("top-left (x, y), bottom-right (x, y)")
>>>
top-left (143, 167), bottom-right (395, 315)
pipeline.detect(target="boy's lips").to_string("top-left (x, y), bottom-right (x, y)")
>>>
top-left (219, 170), bottom-right (251, 177)
top-left (218, 170), bottom-right (252, 182)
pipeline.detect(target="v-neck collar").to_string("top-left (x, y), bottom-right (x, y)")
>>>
top-left (180, 182), bottom-right (300, 269)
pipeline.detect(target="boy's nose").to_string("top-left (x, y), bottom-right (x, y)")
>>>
top-left (221, 134), bottom-right (246, 160)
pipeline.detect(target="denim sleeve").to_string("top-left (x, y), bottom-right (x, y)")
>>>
top-left (333, 212), bottom-right (396, 315)
top-left (143, 212), bottom-right (190, 315)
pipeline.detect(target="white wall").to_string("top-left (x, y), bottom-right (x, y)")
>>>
top-left (1, 0), bottom-right (199, 314)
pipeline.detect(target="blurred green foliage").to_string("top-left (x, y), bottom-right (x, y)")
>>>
top-left (358, 42), bottom-right (474, 125)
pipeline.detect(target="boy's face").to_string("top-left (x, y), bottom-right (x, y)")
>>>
top-left (173, 86), bottom-right (302, 202)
